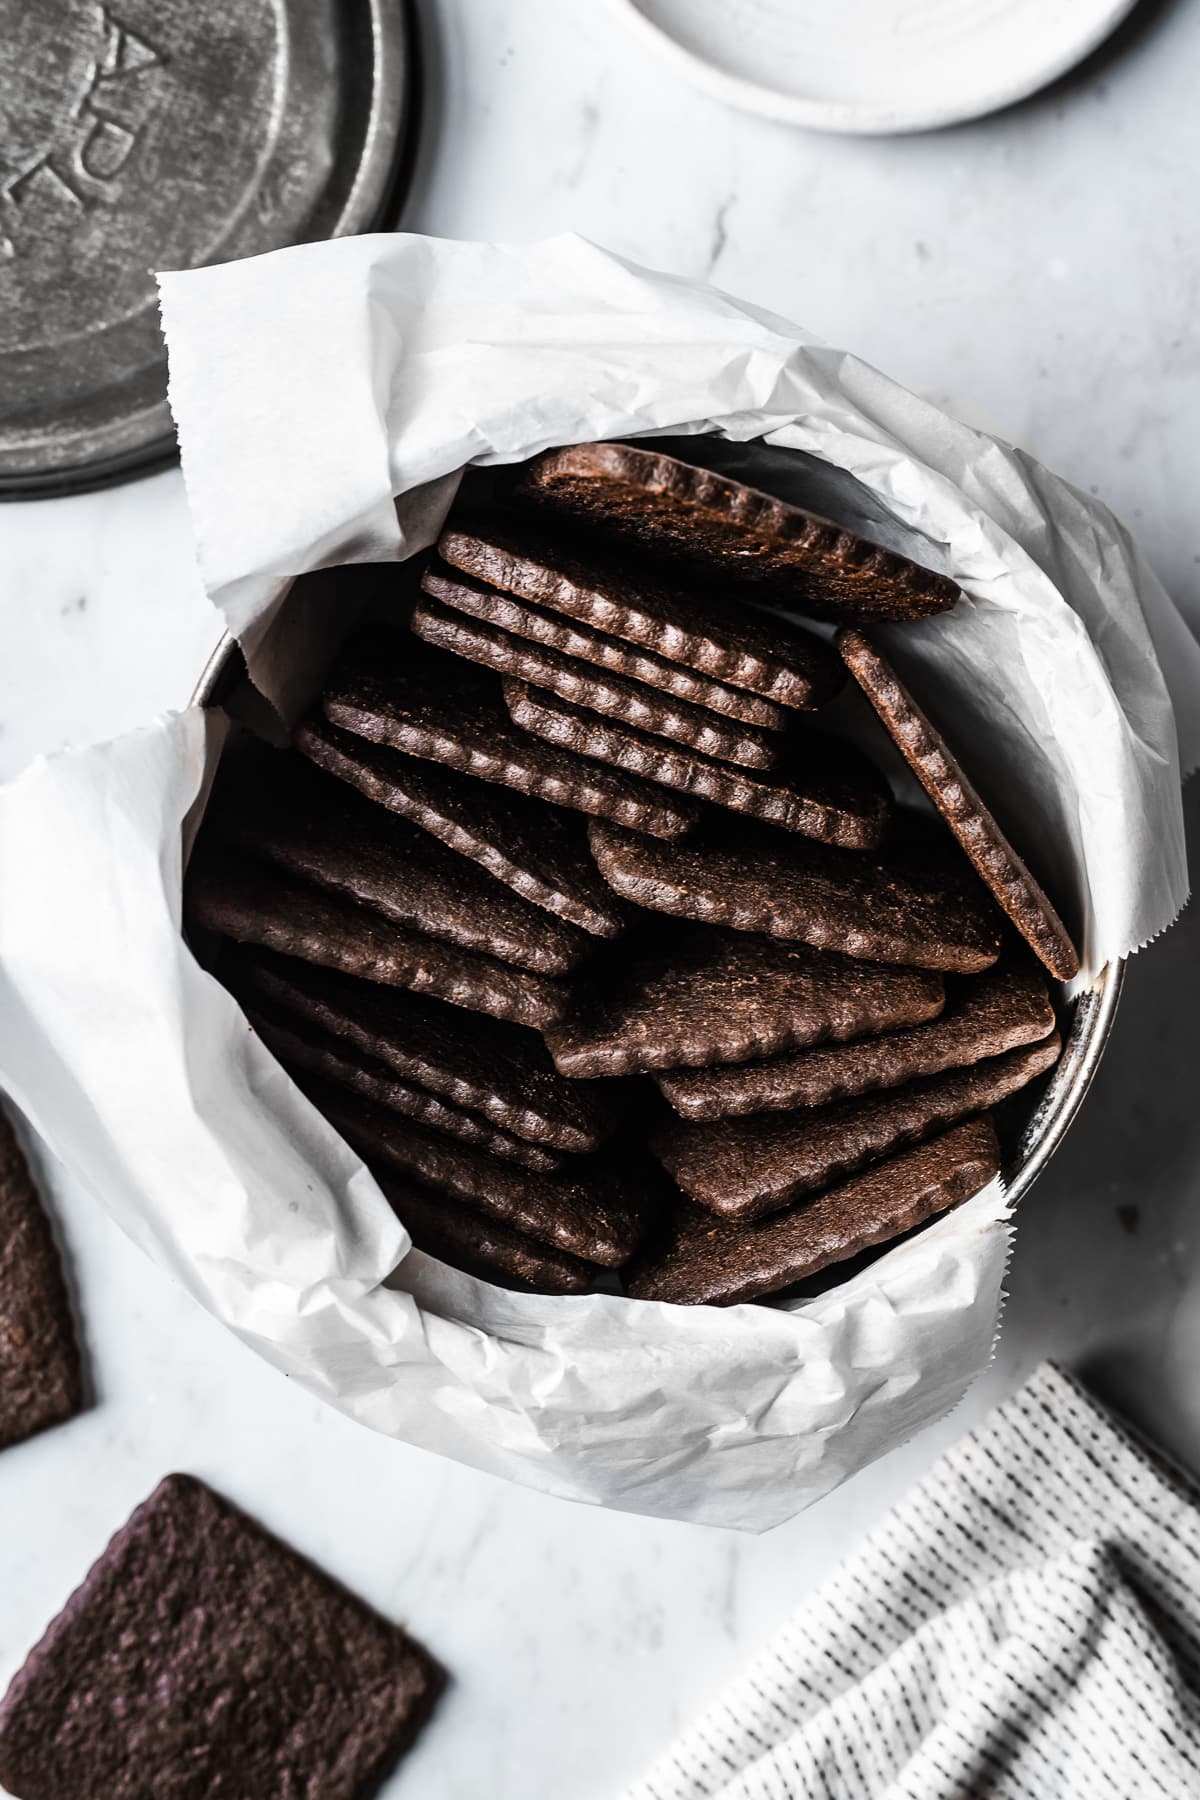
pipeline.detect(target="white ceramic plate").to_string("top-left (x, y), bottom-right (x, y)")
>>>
top-left (614, 0), bottom-right (1139, 134)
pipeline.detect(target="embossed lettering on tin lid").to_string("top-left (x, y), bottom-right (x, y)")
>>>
top-left (0, 0), bottom-right (415, 498)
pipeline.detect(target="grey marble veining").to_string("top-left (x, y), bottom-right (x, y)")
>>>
top-left (1, 2), bottom-right (1199, 1796)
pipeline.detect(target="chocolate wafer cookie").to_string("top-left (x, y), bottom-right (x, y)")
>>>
top-left (296, 717), bottom-right (624, 937)
top-left (436, 517), bottom-right (844, 711)
top-left (589, 816), bottom-right (1002, 973)
top-left (323, 624), bottom-right (698, 839)
top-left (379, 1172), bottom-right (596, 1294)
top-left (0, 1108), bottom-right (82, 1452)
top-left (627, 1118), bottom-right (1001, 1305)
top-left (187, 848), bottom-right (569, 1030)
top-left (510, 685), bottom-right (890, 849)
top-left (653, 1034), bottom-right (1060, 1220)
top-left (239, 951), bottom-right (612, 1155)
top-left (212, 745), bottom-right (589, 976)
top-left (0, 1474), bottom-right (441, 1800)
top-left (515, 442), bottom-right (960, 621)
top-left (422, 560), bottom-right (794, 728)
top-left (545, 925), bottom-right (944, 1079)
top-left (413, 593), bottom-right (783, 769)
top-left (247, 1005), bottom-right (566, 1171)
top-left (838, 628), bottom-right (1080, 980)
top-left (313, 1085), bottom-right (644, 1266)
top-left (658, 955), bottom-right (1056, 1119)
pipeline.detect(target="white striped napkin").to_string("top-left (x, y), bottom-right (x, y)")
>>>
top-left (624, 1365), bottom-right (1200, 1799)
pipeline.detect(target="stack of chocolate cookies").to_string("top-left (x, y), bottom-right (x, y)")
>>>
top-left (187, 441), bottom-right (1078, 1307)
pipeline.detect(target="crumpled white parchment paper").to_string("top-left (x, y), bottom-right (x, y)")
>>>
top-left (0, 234), bottom-right (1194, 1529)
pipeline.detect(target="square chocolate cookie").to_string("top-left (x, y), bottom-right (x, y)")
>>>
top-left (0, 1474), bottom-right (442, 1800)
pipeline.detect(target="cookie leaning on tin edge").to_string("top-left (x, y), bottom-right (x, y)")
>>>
top-left (588, 815), bottom-right (1002, 973)
top-left (210, 744), bottom-right (591, 976)
top-left (0, 1108), bottom-right (82, 1452)
top-left (376, 1170), bottom-right (596, 1294)
top-left (838, 627), bottom-right (1080, 980)
top-left (412, 592), bottom-right (785, 769)
top-left (237, 950), bottom-right (613, 1155)
top-left (244, 1003), bottom-right (569, 1172)
top-left (657, 953), bottom-right (1056, 1119)
top-left (513, 441), bottom-right (960, 621)
top-left (508, 684), bottom-right (891, 850)
top-left (186, 846), bottom-right (570, 1030)
top-left (653, 1033), bottom-right (1061, 1220)
top-left (435, 515), bottom-right (845, 710)
top-left (545, 924), bottom-right (944, 1078)
top-left (0, 1474), bottom-right (442, 1800)
top-left (296, 716), bottom-right (625, 938)
top-left (311, 1084), bottom-right (645, 1267)
top-left (322, 623), bottom-right (699, 840)
top-left (627, 1118), bottom-right (1001, 1306)
top-left (420, 560), bottom-right (795, 728)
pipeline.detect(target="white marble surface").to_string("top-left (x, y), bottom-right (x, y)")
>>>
top-left (2, 2), bottom-right (1200, 1795)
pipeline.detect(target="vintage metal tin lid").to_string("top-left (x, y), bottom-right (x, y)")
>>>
top-left (0, 0), bottom-right (416, 499)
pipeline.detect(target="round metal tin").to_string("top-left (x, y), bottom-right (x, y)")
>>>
top-left (189, 628), bottom-right (1124, 1213)
top-left (0, 0), bottom-right (417, 500)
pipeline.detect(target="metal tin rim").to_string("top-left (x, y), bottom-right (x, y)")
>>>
top-left (0, 0), bottom-right (421, 504)
top-left (192, 630), bottom-right (245, 716)
top-left (190, 627), bottom-right (1124, 1211)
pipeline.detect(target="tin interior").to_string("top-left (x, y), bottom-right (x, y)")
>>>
top-left (189, 617), bottom-right (1124, 1214)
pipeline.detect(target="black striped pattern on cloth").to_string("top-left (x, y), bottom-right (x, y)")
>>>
top-left (623, 1364), bottom-right (1200, 1800)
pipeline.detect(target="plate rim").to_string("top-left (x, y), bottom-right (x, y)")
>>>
top-left (610, 0), bottom-right (1141, 134)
